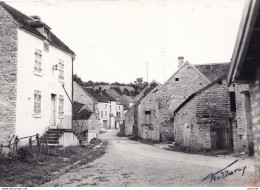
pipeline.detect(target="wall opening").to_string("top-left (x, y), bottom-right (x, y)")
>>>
top-left (229, 92), bottom-right (236, 112)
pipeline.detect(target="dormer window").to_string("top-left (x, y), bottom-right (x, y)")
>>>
top-left (43, 28), bottom-right (50, 39)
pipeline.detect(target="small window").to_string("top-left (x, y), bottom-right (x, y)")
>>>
top-left (101, 111), bottom-right (103, 117)
top-left (43, 28), bottom-right (49, 39)
top-left (229, 92), bottom-right (236, 112)
top-left (145, 111), bottom-right (151, 124)
top-left (34, 49), bottom-right (42, 74)
top-left (105, 111), bottom-right (107, 117)
top-left (105, 104), bottom-right (107, 109)
top-left (58, 95), bottom-right (64, 117)
top-left (175, 78), bottom-right (179, 81)
top-left (34, 90), bottom-right (41, 114)
top-left (59, 59), bottom-right (64, 80)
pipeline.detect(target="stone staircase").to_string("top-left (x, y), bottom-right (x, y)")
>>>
top-left (41, 128), bottom-right (75, 146)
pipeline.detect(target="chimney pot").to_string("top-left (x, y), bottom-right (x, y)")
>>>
top-left (178, 56), bottom-right (184, 68)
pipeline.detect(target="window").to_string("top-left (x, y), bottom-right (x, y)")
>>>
top-left (175, 78), bottom-right (179, 81)
top-left (43, 28), bottom-right (50, 39)
top-left (59, 59), bottom-right (64, 80)
top-left (145, 111), bottom-right (151, 124)
top-left (34, 49), bottom-right (42, 74)
top-left (119, 106), bottom-right (120, 110)
top-left (105, 104), bottom-right (107, 109)
top-left (229, 92), bottom-right (236, 112)
top-left (101, 111), bottom-right (103, 117)
top-left (34, 90), bottom-right (41, 114)
top-left (58, 95), bottom-right (64, 117)
top-left (105, 111), bottom-right (107, 117)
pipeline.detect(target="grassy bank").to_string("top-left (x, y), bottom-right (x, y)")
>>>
top-left (0, 139), bottom-right (107, 187)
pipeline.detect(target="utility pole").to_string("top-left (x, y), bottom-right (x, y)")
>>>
top-left (160, 47), bottom-right (166, 93)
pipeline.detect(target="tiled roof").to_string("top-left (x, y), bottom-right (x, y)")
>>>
top-left (83, 88), bottom-right (108, 103)
top-left (118, 95), bottom-right (134, 109)
top-left (73, 101), bottom-right (92, 120)
top-left (106, 89), bottom-right (121, 99)
top-left (102, 91), bottom-right (116, 101)
top-left (194, 63), bottom-right (230, 82)
top-left (0, 2), bottom-right (74, 55)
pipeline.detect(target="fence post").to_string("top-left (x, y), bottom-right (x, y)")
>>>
top-left (14, 136), bottom-right (18, 152)
top-left (36, 133), bottom-right (41, 152)
top-left (45, 137), bottom-right (49, 155)
top-left (29, 137), bottom-right (32, 150)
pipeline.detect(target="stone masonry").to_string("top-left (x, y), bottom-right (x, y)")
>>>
top-left (173, 77), bottom-right (233, 150)
top-left (137, 62), bottom-right (210, 142)
top-left (0, 8), bottom-right (18, 145)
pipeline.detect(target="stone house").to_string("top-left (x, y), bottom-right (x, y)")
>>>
top-left (137, 58), bottom-right (230, 142)
top-left (0, 2), bottom-right (79, 146)
top-left (72, 101), bottom-right (99, 144)
top-left (173, 75), bottom-right (251, 152)
top-left (74, 82), bottom-right (123, 130)
top-left (124, 80), bottom-right (160, 136)
top-left (227, 0), bottom-right (260, 179)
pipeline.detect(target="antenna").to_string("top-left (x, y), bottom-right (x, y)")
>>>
top-left (145, 61), bottom-right (149, 83)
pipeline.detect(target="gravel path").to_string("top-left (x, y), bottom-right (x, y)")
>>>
top-left (42, 130), bottom-right (255, 187)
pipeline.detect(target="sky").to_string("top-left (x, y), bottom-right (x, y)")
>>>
top-left (7, 0), bottom-right (246, 84)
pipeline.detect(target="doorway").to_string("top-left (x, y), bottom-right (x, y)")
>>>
top-left (51, 94), bottom-right (56, 126)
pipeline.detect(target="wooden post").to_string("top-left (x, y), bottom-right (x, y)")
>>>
top-left (29, 137), bottom-right (32, 150)
top-left (36, 133), bottom-right (41, 152)
top-left (14, 136), bottom-right (18, 152)
top-left (45, 137), bottom-right (49, 155)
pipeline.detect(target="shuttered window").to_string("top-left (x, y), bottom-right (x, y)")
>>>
top-left (59, 95), bottom-right (64, 117)
top-left (59, 59), bottom-right (64, 80)
top-left (34, 90), bottom-right (41, 114)
top-left (34, 49), bottom-right (42, 73)
top-left (145, 111), bottom-right (151, 124)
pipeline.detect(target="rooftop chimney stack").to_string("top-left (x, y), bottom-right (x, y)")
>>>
top-left (178, 56), bottom-right (184, 68)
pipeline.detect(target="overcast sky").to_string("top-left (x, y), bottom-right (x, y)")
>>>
top-left (7, 0), bottom-right (245, 84)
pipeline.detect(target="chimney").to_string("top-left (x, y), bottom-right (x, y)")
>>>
top-left (99, 87), bottom-right (102, 95)
top-left (178, 56), bottom-right (184, 68)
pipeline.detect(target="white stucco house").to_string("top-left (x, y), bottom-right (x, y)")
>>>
top-left (0, 2), bottom-right (78, 146)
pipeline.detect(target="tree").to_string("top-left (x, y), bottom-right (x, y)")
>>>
top-left (73, 74), bottom-right (84, 86)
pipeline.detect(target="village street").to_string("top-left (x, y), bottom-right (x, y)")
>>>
top-left (42, 130), bottom-right (255, 187)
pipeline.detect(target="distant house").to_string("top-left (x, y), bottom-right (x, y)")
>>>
top-left (118, 95), bottom-right (134, 112)
top-left (105, 89), bottom-right (121, 100)
top-left (0, 2), bottom-right (78, 146)
top-left (124, 80), bottom-right (160, 136)
top-left (137, 57), bottom-right (230, 142)
top-left (74, 82), bottom-right (123, 130)
top-left (173, 75), bottom-right (251, 152)
top-left (227, 0), bottom-right (260, 173)
top-left (72, 101), bottom-right (99, 144)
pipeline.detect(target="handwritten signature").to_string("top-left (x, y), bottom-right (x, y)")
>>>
top-left (201, 159), bottom-right (246, 183)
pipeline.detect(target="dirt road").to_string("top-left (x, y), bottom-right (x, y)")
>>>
top-left (42, 130), bottom-right (255, 187)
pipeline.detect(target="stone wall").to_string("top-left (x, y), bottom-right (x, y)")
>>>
top-left (73, 81), bottom-right (96, 112)
top-left (233, 83), bottom-right (252, 153)
top-left (0, 9), bottom-right (18, 145)
top-left (249, 68), bottom-right (260, 179)
top-left (174, 78), bottom-right (235, 150)
top-left (124, 106), bottom-right (134, 136)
